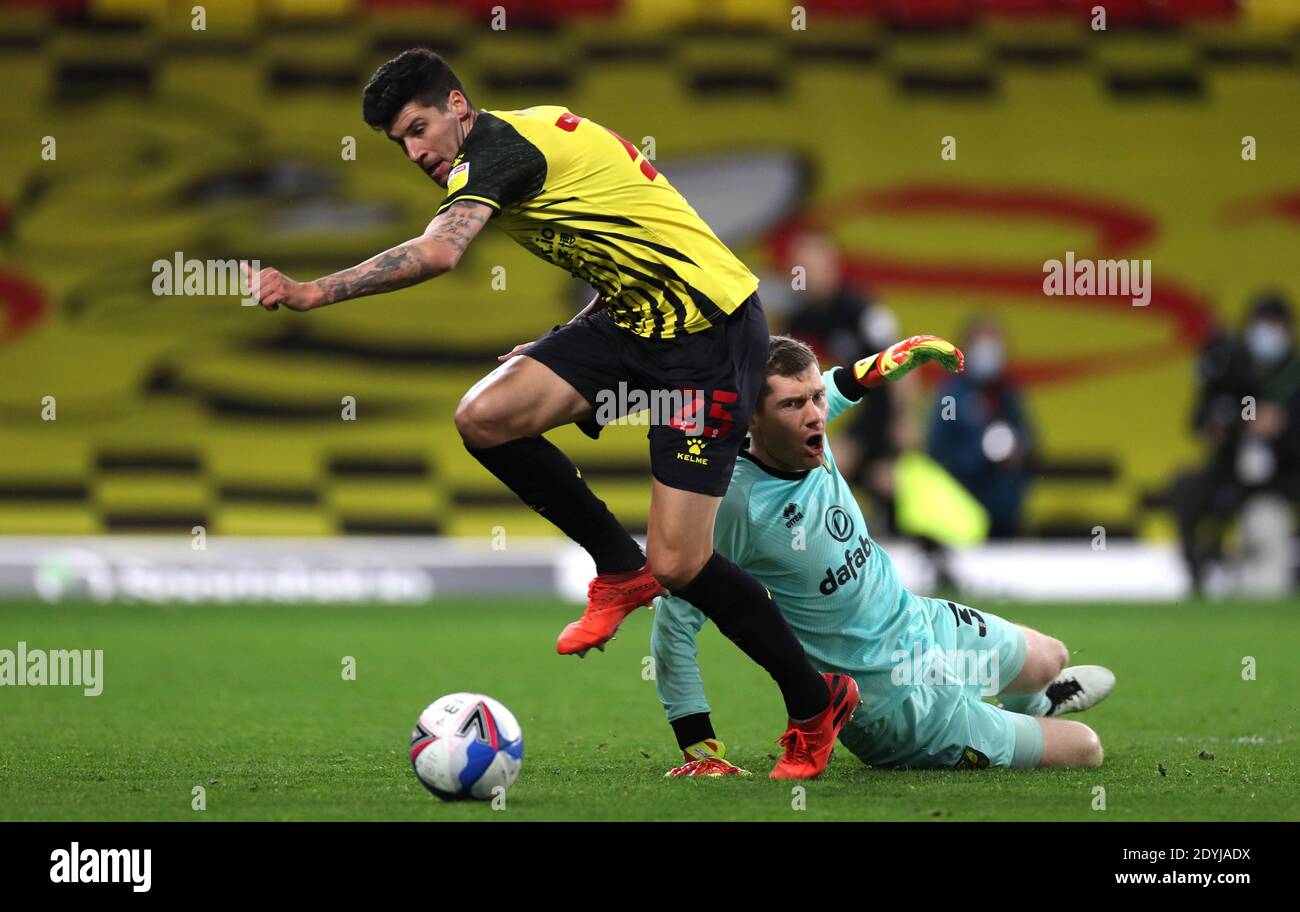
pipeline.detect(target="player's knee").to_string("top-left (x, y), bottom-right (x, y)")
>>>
top-left (453, 392), bottom-right (485, 443)
top-left (1049, 637), bottom-right (1069, 678)
top-left (1021, 633), bottom-right (1068, 690)
top-left (1077, 724), bottom-right (1103, 768)
top-left (1041, 719), bottom-right (1103, 768)
top-left (455, 390), bottom-right (516, 447)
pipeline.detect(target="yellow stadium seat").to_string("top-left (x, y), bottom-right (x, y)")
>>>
top-left (621, 0), bottom-right (700, 30)
top-left (1243, 0), bottom-right (1300, 27)
top-left (267, 0), bottom-right (358, 21)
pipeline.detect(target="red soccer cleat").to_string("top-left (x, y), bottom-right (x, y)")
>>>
top-left (769, 673), bottom-right (862, 780)
top-left (556, 561), bottom-right (665, 657)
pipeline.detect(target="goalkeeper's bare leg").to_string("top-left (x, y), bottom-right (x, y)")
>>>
top-left (997, 625), bottom-right (1112, 767)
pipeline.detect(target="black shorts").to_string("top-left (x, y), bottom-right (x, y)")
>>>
top-left (524, 292), bottom-right (769, 497)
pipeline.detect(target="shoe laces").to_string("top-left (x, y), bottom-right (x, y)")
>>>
top-left (586, 576), bottom-right (622, 609)
top-left (777, 726), bottom-right (814, 765)
top-left (1046, 677), bottom-right (1082, 708)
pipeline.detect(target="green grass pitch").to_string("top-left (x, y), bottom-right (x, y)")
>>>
top-left (1, 597), bottom-right (1297, 821)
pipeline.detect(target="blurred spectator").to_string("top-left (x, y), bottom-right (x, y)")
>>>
top-left (928, 318), bottom-right (1034, 539)
top-left (1169, 291), bottom-right (1300, 595)
top-left (785, 231), bottom-right (889, 365)
top-left (781, 230), bottom-right (909, 532)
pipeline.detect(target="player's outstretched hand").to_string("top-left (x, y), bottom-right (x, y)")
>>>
top-left (242, 262), bottom-right (323, 313)
top-left (852, 334), bottom-right (964, 388)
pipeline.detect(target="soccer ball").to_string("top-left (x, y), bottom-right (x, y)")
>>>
top-left (409, 692), bottom-right (524, 802)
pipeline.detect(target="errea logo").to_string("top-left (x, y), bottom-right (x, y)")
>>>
top-left (783, 503), bottom-right (804, 528)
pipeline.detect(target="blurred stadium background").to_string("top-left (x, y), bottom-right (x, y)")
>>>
top-left (2, 0), bottom-right (1300, 604)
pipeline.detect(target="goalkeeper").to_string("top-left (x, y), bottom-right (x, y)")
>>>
top-left (651, 335), bottom-right (1115, 776)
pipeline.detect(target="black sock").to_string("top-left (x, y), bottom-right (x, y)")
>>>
top-left (675, 552), bottom-right (828, 720)
top-left (670, 713), bottom-right (716, 752)
top-left (466, 437), bottom-right (645, 575)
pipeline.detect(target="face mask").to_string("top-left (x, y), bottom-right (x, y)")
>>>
top-left (1236, 437), bottom-right (1275, 485)
top-left (965, 340), bottom-right (1005, 382)
top-left (1247, 322), bottom-right (1291, 367)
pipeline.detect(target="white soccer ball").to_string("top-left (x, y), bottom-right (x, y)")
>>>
top-left (410, 692), bottom-right (524, 802)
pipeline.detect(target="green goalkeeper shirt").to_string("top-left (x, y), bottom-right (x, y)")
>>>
top-left (651, 368), bottom-right (930, 725)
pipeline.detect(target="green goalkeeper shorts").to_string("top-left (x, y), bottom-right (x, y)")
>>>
top-left (837, 593), bottom-right (1044, 770)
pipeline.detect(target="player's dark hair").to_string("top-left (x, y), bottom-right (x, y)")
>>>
top-left (362, 48), bottom-right (470, 131)
top-left (758, 335), bottom-right (818, 410)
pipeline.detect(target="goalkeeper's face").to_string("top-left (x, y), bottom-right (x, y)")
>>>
top-left (749, 366), bottom-right (829, 472)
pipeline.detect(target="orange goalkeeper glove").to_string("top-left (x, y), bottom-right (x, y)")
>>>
top-left (851, 334), bottom-right (964, 388)
top-left (664, 739), bottom-right (752, 778)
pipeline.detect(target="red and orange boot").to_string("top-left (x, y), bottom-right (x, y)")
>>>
top-left (769, 673), bottom-right (862, 779)
top-left (556, 561), bottom-right (665, 657)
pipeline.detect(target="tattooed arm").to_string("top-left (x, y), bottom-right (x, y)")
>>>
top-left (242, 200), bottom-right (492, 312)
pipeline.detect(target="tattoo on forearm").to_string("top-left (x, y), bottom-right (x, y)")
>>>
top-left (314, 244), bottom-right (432, 305)
top-left (428, 201), bottom-right (490, 255)
top-left (311, 203), bottom-right (488, 305)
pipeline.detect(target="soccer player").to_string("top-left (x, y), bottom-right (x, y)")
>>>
top-left (652, 335), bottom-right (1115, 776)
top-left (241, 49), bottom-right (857, 778)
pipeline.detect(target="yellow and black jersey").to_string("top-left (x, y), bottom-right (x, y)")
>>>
top-left (435, 105), bottom-right (759, 339)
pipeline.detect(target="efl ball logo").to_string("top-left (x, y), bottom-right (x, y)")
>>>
top-left (446, 161), bottom-right (470, 194)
